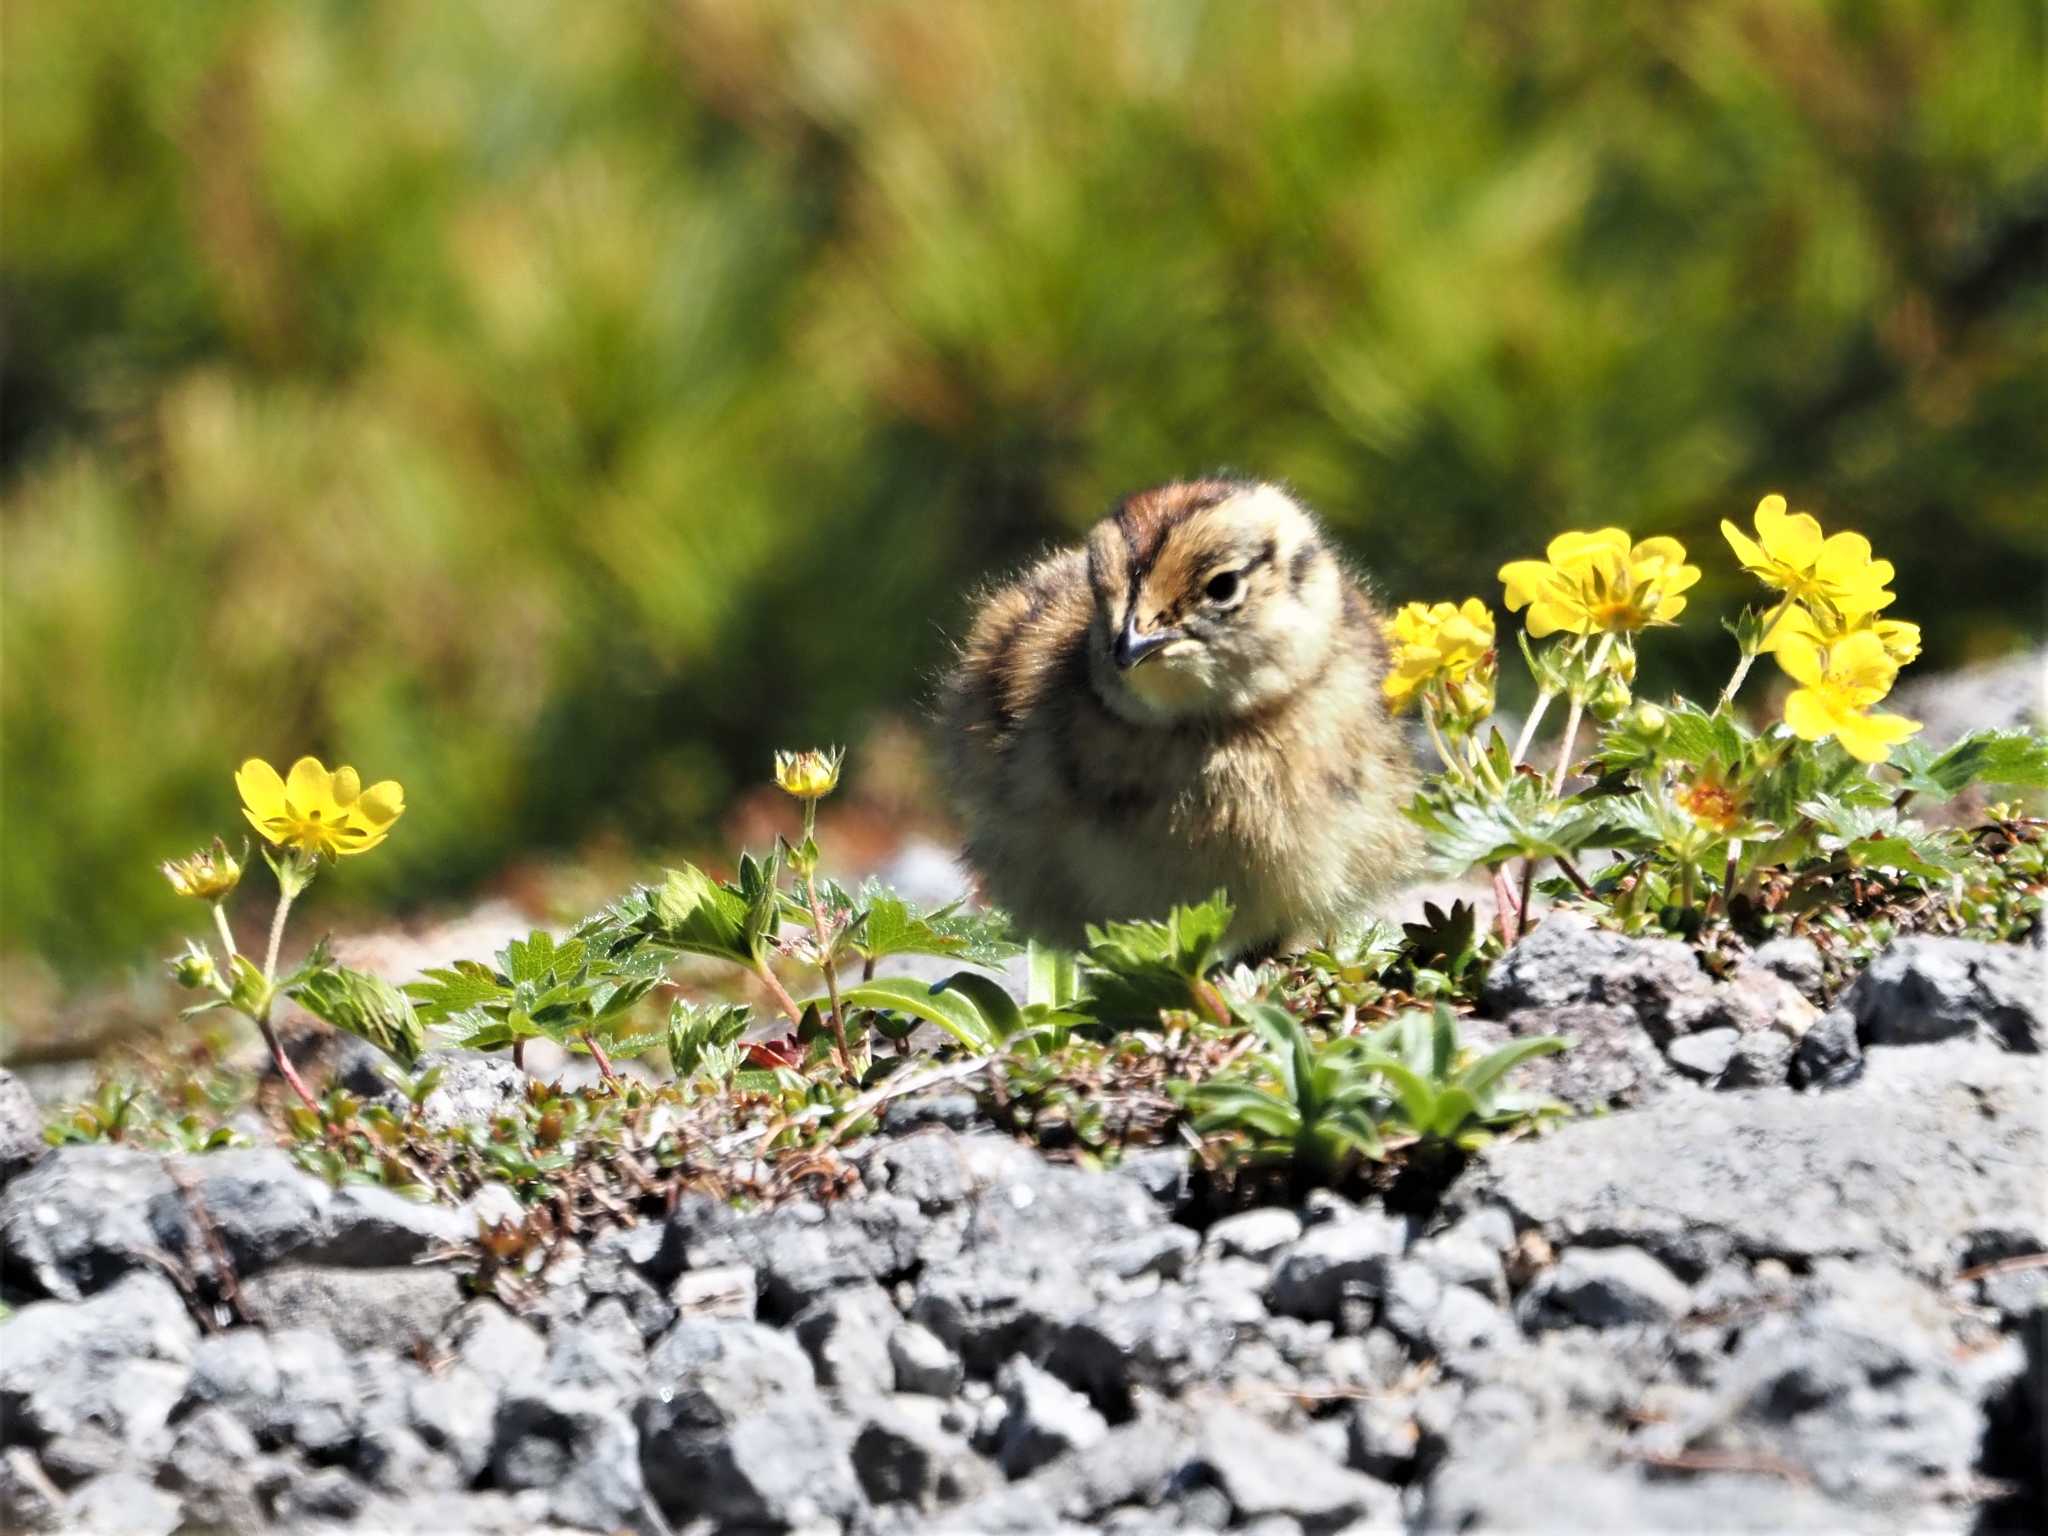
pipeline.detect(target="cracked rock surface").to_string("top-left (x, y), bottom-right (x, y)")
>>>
top-left (1, 933), bottom-right (2043, 1534)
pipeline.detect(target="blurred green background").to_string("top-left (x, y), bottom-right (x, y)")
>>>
top-left (5, 0), bottom-right (2044, 985)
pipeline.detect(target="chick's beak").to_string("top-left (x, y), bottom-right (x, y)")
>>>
top-left (1114, 614), bottom-right (1181, 671)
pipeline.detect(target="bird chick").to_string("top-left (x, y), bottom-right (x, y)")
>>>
top-left (940, 478), bottom-right (1418, 955)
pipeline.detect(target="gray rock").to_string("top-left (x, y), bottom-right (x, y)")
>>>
top-left (670, 1261), bottom-right (757, 1320)
top-left (1516, 1246), bottom-right (1691, 1330)
top-left (1046, 1287), bottom-right (1237, 1405)
top-left (997, 1357), bottom-right (1108, 1476)
top-left (1194, 1406), bottom-right (1400, 1527)
top-left (1699, 1261), bottom-right (2021, 1508)
top-left (405, 1364), bottom-right (498, 1481)
top-left (1846, 935), bottom-right (2045, 1051)
top-left (0, 1271), bottom-right (194, 1450)
top-left (1266, 1210), bottom-right (1410, 1321)
top-left (1204, 1208), bottom-right (1304, 1262)
top-left (447, 1301), bottom-right (549, 1393)
top-left (491, 1391), bottom-right (645, 1534)
top-left (890, 1321), bottom-right (965, 1398)
top-left (296, 1182), bottom-right (472, 1267)
top-left (933, 1412), bottom-right (1195, 1532)
top-left (1666, 1027), bottom-right (1740, 1082)
top-left (0, 1070), bottom-right (46, 1188)
top-left (1409, 1222), bottom-right (1508, 1305)
top-left (0, 1144), bottom-right (173, 1298)
top-left (581, 1225), bottom-right (679, 1336)
top-left (0, 1447), bottom-right (63, 1532)
top-left (1487, 1004), bottom-right (1670, 1111)
top-left (1465, 1038), bottom-right (2043, 1276)
top-left (183, 1326), bottom-right (359, 1455)
top-left (35, 1426), bottom-right (123, 1486)
top-left (1420, 1457), bottom-right (1848, 1532)
top-left (61, 1471), bottom-right (181, 1536)
top-left (237, 1263), bottom-right (464, 1353)
top-left (681, 1193), bottom-right (928, 1318)
top-left (1720, 1025), bottom-right (1796, 1089)
top-left (1115, 1146), bottom-right (1192, 1209)
top-left (853, 1394), bottom-right (995, 1509)
top-left (385, 1050), bottom-right (527, 1130)
top-left (1482, 914), bottom-right (1713, 1044)
top-left (271, 1465), bottom-right (370, 1524)
top-left (1097, 1223), bottom-right (1197, 1281)
top-left (1345, 1395), bottom-right (1425, 1482)
top-left (795, 1280), bottom-right (901, 1398)
top-left (1751, 936), bottom-right (1826, 1000)
top-left (862, 1128), bottom-right (1043, 1212)
top-left (636, 1315), bottom-right (861, 1526)
top-left (1790, 1007), bottom-right (1863, 1090)
top-left (146, 1148), bottom-right (331, 1282)
top-left (544, 1298), bottom-right (647, 1395)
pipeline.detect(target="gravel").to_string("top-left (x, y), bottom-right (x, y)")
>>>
top-left (2, 918), bottom-right (2041, 1533)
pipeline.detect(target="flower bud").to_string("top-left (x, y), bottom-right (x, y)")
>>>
top-left (773, 746), bottom-right (844, 801)
top-left (170, 943), bottom-right (217, 990)
top-left (1588, 671), bottom-right (1634, 723)
top-left (162, 838), bottom-right (243, 902)
top-left (1634, 703), bottom-right (1669, 734)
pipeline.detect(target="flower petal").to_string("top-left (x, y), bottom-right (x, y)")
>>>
top-left (1773, 635), bottom-right (1825, 687)
top-left (1498, 560), bottom-right (1554, 613)
top-left (1833, 709), bottom-right (1920, 764)
top-left (355, 781), bottom-right (405, 827)
top-left (1721, 519), bottom-right (1770, 574)
top-left (328, 765), bottom-right (362, 808)
top-left (285, 756), bottom-right (331, 812)
top-left (1781, 687), bottom-right (1838, 743)
top-left (1755, 499), bottom-right (1823, 567)
top-left (236, 759), bottom-right (287, 823)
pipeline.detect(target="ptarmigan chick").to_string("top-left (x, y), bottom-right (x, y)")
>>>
top-left (940, 478), bottom-right (1417, 954)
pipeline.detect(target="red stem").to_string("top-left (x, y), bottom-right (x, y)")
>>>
top-left (580, 1030), bottom-right (622, 1093)
top-left (259, 1020), bottom-right (321, 1113)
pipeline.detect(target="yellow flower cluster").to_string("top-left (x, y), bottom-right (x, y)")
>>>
top-left (237, 756), bottom-right (406, 860)
top-left (1499, 529), bottom-right (1700, 638)
top-left (1382, 599), bottom-right (1495, 713)
top-left (1721, 494), bottom-right (1919, 762)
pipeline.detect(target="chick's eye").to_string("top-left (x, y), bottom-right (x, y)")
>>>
top-left (1205, 570), bottom-right (1243, 605)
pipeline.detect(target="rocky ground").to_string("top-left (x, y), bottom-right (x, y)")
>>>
top-left (2, 921), bottom-right (2043, 1536)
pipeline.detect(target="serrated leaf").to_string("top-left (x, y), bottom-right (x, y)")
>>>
top-left (834, 977), bottom-right (1000, 1052)
top-left (1890, 728), bottom-right (2048, 802)
top-left (289, 966), bottom-right (425, 1068)
top-left (851, 883), bottom-right (1023, 967)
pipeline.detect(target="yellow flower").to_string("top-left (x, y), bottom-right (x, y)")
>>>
top-left (1774, 631), bottom-right (1921, 764)
top-left (162, 838), bottom-right (243, 901)
top-left (1764, 603), bottom-right (1921, 668)
top-left (1382, 599), bottom-right (1496, 710)
top-left (1499, 529), bottom-right (1700, 638)
top-left (774, 746), bottom-right (844, 801)
top-left (237, 756), bottom-right (405, 859)
top-left (1721, 494), bottom-right (1895, 618)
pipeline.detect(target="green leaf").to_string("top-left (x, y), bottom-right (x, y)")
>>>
top-left (288, 966), bottom-right (425, 1068)
top-left (931, 972), bottom-right (1023, 1039)
top-left (1080, 891), bottom-right (1234, 1025)
top-left (834, 977), bottom-right (999, 1052)
top-left (852, 884), bottom-right (1023, 967)
top-left (1890, 728), bottom-right (2048, 802)
top-left (648, 864), bottom-right (755, 963)
top-left (667, 1001), bottom-right (751, 1078)
top-left (1353, 1053), bottom-right (1439, 1132)
top-left (1455, 1035), bottom-right (1567, 1108)
top-left (1027, 942), bottom-right (1080, 1008)
top-left (405, 959), bottom-right (511, 1023)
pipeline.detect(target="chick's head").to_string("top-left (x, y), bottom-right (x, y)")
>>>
top-left (1085, 480), bottom-right (1341, 722)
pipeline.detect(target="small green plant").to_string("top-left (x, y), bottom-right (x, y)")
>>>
top-left (1184, 1002), bottom-right (1564, 1182)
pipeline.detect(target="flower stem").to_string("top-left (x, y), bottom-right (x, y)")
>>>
top-left (1420, 697), bottom-right (1460, 778)
top-left (1554, 854), bottom-right (1598, 900)
top-left (1551, 634), bottom-right (1614, 794)
top-left (1489, 865), bottom-right (1519, 948)
top-left (262, 885), bottom-right (296, 985)
top-left (211, 903), bottom-right (238, 967)
top-left (803, 871), bottom-right (854, 1075)
top-left (580, 1030), bottom-right (622, 1093)
top-left (1718, 599), bottom-right (1792, 712)
top-left (1510, 690), bottom-right (1557, 768)
top-left (753, 958), bottom-right (807, 1032)
top-left (259, 1018), bottom-right (320, 1113)
top-left (1516, 857), bottom-right (1536, 941)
